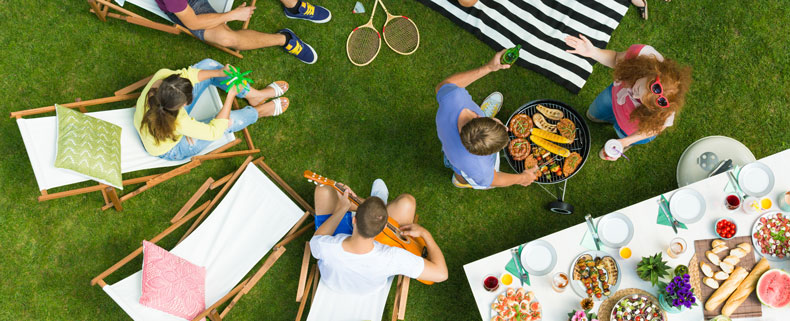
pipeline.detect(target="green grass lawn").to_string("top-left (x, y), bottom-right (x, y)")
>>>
top-left (1, 0), bottom-right (788, 320)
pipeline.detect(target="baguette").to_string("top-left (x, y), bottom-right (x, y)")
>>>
top-left (721, 258), bottom-right (771, 316)
top-left (705, 267), bottom-right (748, 312)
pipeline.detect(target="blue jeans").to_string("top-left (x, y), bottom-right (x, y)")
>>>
top-left (163, 0), bottom-right (215, 41)
top-left (158, 59), bottom-right (258, 161)
top-left (588, 84), bottom-right (655, 145)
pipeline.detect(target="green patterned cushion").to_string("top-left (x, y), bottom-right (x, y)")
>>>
top-left (54, 105), bottom-right (122, 188)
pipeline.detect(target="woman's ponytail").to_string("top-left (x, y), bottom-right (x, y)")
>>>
top-left (140, 75), bottom-right (193, 144)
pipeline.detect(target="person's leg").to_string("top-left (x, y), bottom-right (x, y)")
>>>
top-left (203, 24), bottom-right (287, 51)
top-left (280, 0), bottom-right (332, 23)
top-left (387, 194), bottom-right (417, 226)
top-left (314, 185), bottom-right (339, 215)
top-left (158, 137), bottom-right (214, 161)
top-left (586, 84), bottom-right (616, 124)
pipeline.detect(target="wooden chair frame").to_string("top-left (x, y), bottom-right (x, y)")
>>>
top-left (10, 75), bottom-right (260, 211)
top-left (86, 0), bottom-right (256, 59)
top-left (91, 156), bottom-right (317, 321)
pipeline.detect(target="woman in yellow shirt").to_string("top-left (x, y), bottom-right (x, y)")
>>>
top-left (134, 59), bottom-right (289, 160)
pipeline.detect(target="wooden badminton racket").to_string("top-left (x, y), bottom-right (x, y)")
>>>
top-left (346, 0), bottom-right (382, 66)
top-left (378, 0), bottom-right (420, 55)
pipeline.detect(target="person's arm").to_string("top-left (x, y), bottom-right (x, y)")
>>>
top-left (618, 132), bottom-right (654, 147)
top-left (174, 2), bottom-right (255, 30)
top-left (564, 34), bottom-right (626, 68)
top-left (400, 224), bottom-right (448, 283)
top-left (315, 189), bottom-right (355, 236)
top-left (435, 49), bottom-right (511, 93)
top-left (490, 167), bottom-right (538, 187)
top-left (214, 83), bottom-right (237, 121)
top-left (196, 65), bottom-right (230, 82)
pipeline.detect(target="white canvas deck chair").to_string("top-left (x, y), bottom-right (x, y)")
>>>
top-left (10, 75), bottom-right (259, 211)
top-left (86, 0), bottom-right (255, 58)
top-left (91, 157), bottom-right (317, 320)
top-left (294, 245), bottom-right (412, 321)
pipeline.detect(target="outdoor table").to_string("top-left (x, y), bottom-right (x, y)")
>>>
top-left (464, 148), bottom-right (790, 321)
top-left (676, 136), bottom-right (756, 188)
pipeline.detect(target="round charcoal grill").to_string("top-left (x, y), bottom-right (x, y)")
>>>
top-left (504, 99), bottom-right (591, 214)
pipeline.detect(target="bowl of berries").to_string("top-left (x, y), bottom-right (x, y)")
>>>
top-left (715, 218), bottom-right (738, 240)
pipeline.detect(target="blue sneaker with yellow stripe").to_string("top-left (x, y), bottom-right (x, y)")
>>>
top-left (279, 29), bottom-right (317, 64)
top-left (284, 1), bottom-right (332, 24)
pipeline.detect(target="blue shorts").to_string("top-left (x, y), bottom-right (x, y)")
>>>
top-left (314, 211), bottom-right (354, 236)
top-left (164, 0), bottom-right (216, 41)
top-left (588, 84), bottom-right (656, 146)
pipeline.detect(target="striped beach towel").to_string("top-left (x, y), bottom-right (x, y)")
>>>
top-left (416, 0), bottom-right (630, 93)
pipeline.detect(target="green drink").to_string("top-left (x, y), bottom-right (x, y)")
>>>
top-left (501, 44), bottom-right (521, 64)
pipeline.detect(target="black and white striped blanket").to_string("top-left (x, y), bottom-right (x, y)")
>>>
top-left (416, 0), bottom-right (630, 93)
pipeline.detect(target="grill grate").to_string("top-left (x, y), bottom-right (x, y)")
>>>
top-left (504, 100), bottom-right (591, 184)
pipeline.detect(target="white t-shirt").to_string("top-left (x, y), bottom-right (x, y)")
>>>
top-left (310, 234), bottom-right (425, 294)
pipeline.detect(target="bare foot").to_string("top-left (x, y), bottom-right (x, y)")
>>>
top-left (458, 0), bottom-right (478, 7)
top-left (255, 97), bottom-right (289, 117)
top-left (245, 81), bottom-right (289, 106)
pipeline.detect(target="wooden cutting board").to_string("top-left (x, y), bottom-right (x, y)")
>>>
top-left (693, 236), bottom-right (761, 319)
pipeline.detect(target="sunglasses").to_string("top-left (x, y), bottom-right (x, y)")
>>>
top-left (650, 75), bottom-right (670, 108)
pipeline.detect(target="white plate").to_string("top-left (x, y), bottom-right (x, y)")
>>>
top-left (751, 212), bottom-right (789, 261)
top-left (597, 212), bottom-right (634, 248)
top-left (739, 162), bottom-right (775, 197)
top-left (520, 239), bottom-right (557, 276)
top-left (669, 188), bottom-right (707, 224)
top-left (568, 251), bottom-right (621, 301)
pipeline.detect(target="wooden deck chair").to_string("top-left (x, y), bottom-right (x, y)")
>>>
top-left (10, 75), bottom-right (259, 211)
top-left (294, 235), bottom-right (417, 321)
top-left (91, 156), bottom-right (317, 320)
top-left (86, 0), bottom-right (255, 58)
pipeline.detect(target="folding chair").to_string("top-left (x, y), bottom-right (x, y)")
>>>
top-left (294, 243), bottom-right (413, 321)
top-left (91, 156), bottom-right (316, 320)
top-left (86, 0), bottom-right (255, 58)
top-left (10, 75), bottom-right (259, 211)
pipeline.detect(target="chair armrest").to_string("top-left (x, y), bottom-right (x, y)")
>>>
top-left (296, 242), bottom-right (312, 302)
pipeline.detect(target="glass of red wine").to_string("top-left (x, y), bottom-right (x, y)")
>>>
top-left (483, 274), bottom-right (499, 292)
top-left (725, 194), bottom-right (741, 211)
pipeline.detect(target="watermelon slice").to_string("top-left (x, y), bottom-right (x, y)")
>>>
top-left (757, 269), bottom-right (790, 308)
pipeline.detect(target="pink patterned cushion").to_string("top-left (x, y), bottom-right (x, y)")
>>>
top-left (139, 240), bottom-right (206, 320)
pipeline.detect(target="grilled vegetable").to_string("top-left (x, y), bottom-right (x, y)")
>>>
top-left (532, 113), bottom-right (557, 133)
top-left (529, 136), bottom-right (570, 157)
top-left (530, 128), bottom-right (572, 144)
top-left (537, 104), bottom-right (564, 120)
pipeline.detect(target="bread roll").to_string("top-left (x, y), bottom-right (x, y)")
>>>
top-left (706, 251), bottom-right (721, 265)
top-left (723, 256), bottom-right (739, 266)
top-left (700, 262), bottom-right (714, 278)
top-left (721, 258), bottom-right (771, 316)
top-left (714, 271), bottom-right (730, 280)
top-left (737, 242), bottom-right (752, 254)
top-left (712, 245), bottom-right (729, 254)
top-left (705, 267), bottom-right (748, 312)
top-left (712, 240), bottom-right (726, 248)
top-left (730, 248), bottom-right (747, 258)
top-left (720, 261), bottom-right (734, 274)
top-left (703, 277), bottom-right (720, 289)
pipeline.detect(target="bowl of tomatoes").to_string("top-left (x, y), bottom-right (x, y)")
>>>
top-left (715, 218), bottom-right (738, 240)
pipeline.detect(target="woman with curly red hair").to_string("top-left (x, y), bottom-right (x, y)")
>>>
top-left (565, 34), bottom-right (692, 161)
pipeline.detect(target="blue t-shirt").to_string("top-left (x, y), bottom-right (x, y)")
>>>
top-left (435, 84), bottom-right (497, 188)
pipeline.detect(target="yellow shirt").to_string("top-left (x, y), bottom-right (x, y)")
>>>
top-left (134, 68), bottom-right (230, 156)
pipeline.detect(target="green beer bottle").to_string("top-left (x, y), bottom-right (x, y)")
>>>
top-left (501, 44), bottom-right (521, 65)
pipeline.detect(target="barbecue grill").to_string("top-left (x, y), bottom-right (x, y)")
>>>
top-left (504, 99), bottom-right (591, 214)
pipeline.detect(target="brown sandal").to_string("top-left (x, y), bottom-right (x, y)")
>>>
top-left (635, 0), bottom-right (648, 20)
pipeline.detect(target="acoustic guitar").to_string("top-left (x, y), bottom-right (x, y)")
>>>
top-left (304, 170), bottom-right (433, 285)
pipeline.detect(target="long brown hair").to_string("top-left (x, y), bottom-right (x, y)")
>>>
top-left (140, 75), bottom-right (193, 144)
top-left (613, 56), bottom-right (692, 135)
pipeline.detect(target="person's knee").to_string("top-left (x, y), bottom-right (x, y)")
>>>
top-left (314, 185), bottom-right (336, 202)
top-left (194, 58), bottom-right (222, 69)
top-left (394, 193), bottom-right (416, 210)
top-left (206, 29), bottom-right (239, 48)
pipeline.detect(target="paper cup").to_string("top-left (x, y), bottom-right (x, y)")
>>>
top-left (604, 139), bottom-right (624, 158)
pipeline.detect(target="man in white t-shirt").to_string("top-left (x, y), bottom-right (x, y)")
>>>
top-left (310, 179), bottom-right (448, 295)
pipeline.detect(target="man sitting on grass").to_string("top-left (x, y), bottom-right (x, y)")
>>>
top-left (435, 50), bottom-right (538, 189)
top-left (310, 179), bottom-right (448, 295)
top-left (155, 0), bottom-right (331, 64)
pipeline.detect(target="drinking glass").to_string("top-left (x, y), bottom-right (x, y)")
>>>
top-left (551, 272), bottom-right (568, 292)
top-left (483, 274), bottom-right (500, 292)
top-left (666, 237), bottom-right (687, 258)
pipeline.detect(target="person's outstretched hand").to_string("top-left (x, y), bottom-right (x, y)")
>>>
top-left (230, 2), bottom-right (256, 22)
top-left (564, 34), bottom-right (596, 57)
top-left (519, 166), bottom-right (538, 186)
top-left (487, 49), bottom-right (512, 72)
top-left (400, 223), bottom-right (430, 239)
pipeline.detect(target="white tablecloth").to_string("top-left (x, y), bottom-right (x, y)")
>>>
top-left (464, 149), bottom-right (790, 321)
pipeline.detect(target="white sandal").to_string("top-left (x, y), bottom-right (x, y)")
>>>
top-left (267, 81), bottom-right (289, 98)
top-left (270, 98), bottom-right (287, 116)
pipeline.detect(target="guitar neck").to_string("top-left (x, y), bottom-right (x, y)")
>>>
top-left (333, 183), bottom-right (363, 206)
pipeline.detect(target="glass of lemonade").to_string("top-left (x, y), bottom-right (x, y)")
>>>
top-left (667, 237), bottom-right (687, 258)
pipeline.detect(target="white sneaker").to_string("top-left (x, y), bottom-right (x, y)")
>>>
top-left (480, 92), bottom-right (503, 118)
top-left (370, 179), bottom-right (389, 205)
